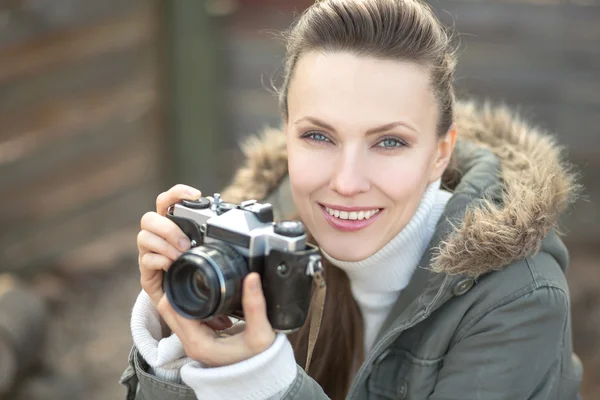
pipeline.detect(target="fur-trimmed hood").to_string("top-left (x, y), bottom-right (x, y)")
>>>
top-left (221, 100), bottom-right (578, 278)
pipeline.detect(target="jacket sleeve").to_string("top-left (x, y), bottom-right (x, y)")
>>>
top-left (120, 344), bottom-right (331, 400)
top-left (180, 334), bottom-right (297, 399)
top-left (123, 289), bottom-right (298, 400)
top-left (280, 367), bottom-right (330, 400)
top-left (428, 286), bottom-right (573, 400)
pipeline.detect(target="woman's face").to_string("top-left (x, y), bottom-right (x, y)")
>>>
top-left (285, 51), bottom-right (455, 261)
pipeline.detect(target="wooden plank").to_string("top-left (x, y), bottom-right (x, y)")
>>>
top-left (522, 104), bottom-right (600, 154)
top-left (0, 140), bottom-right (157, 228)
top-left (434, 1), bottom-right (600, 75)
top-left (430, 0), bottom-right (573, 45)
top-left (0, 0), bottom-right (143, 48)
top-left (0, 84), bottom-right (155, 189)
top-left (56, 224), bottom-right (141, 273)
top-left (0, 77), bottom-right (154, 161)
top-left (0, 7), bottom-right (153, 84)
top-left (0, 180), bottom-right (158, 275)
top-left (456, 43), bottom-right (600, 77)
top-left (0, 44), bottom-right (156, 123)
top-left (455, 67), bottom-right (600, 110)
top-left (559, 156), bottom-right (600, 246)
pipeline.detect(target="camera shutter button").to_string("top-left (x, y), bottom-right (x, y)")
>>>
top-left (274, 221), bottom-right (305, 237)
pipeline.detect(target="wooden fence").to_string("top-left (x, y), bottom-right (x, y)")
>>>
top-left (0, 0), bottom-right (165, 274)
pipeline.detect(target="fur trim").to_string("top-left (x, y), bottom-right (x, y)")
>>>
top-left (432, 101), bottom-right (579, 277)
top-left (220, 127), bottom-right (288, 204)
top-left (221, 101), bottom-right (579, 277)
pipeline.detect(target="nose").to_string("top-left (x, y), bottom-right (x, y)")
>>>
top-left (329, 149), bottom-right (370, 197)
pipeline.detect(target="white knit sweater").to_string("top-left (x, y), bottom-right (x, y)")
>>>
top-left (130, 179), bottom-right (451, 400)
top-left (323, 179), bottom-right (452, 354)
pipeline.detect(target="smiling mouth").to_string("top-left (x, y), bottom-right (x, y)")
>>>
top-left (318, 204), bottom-right (383, 232)
top-left (322, 206), bottom-right (381, 221)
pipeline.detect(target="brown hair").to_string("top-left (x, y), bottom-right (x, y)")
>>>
top-left (279, 1), bottom-right (459, 398)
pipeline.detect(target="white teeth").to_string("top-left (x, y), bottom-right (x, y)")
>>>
top-left (324, 206), bottom-right (379, 220)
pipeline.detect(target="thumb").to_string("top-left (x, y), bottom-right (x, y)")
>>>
top-left (242, 273), bottom-right (275, 353)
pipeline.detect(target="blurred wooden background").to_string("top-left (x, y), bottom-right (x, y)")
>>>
top-left (0, 0), bottom-right (163, 275)
top-left (0, 0), bottom-right (598, 273)
top-left (0, 0), bottom-right (597, 398)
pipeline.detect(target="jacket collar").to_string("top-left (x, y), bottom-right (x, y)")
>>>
top-left (375, 142), bottom-right (503, 340)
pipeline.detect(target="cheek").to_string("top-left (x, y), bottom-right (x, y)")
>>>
top-left (371, 155), bottom-right (432, 203)
top-left (287, 147), bottom-right (330, 205)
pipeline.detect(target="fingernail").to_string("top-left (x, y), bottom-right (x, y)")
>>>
top-left (187, 188), bottom-right (201, 198)
top-left (178, 238), bottom-right (190, 251)
top-left (249, 274), bottom-right (260, 292)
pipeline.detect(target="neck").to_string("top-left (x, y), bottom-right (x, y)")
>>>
top-left (321, 179), bottom-right (452, 354)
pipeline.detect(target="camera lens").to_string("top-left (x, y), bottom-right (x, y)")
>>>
top-left (192, 271), bottom-right (211, 300)
top-left (164, 242), bottom-right (248, 320)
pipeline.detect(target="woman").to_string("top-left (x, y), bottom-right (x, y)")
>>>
top-left (121, 0), bottom-right (583, 399)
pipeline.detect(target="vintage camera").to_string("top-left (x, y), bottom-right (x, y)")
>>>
top-left (163, 193), bottom-right (323, 332)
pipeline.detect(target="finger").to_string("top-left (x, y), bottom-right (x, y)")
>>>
top-left (241, 273), bottom-right (275, 353)
top-left (157, 296), bottom-right (223, 363)
top-left (218, 320), bottom-right (246, 337)
top-left (140, 212), bottom-right (191, 253)
top-left (205, 316), bottom-right (233, 331)
top-left (138, 229), bottom-right (183, 261)
top-left (140, 269), bottom-right (164, 307)
top-left (156, 295), bottom-right (182, 334)
top-left (156, 184), bottom-right (202, 216)
top-left (156, 293), bottom-right (230, 332)
top-left (140, 252), bottom-right (173, 272)
top-left (157, 295), bottom-right (220, 340)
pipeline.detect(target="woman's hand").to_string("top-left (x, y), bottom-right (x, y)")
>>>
top-left (137, 184), bottom-right (231, 331)
top-left (157, 272), bottom-right (277, 367)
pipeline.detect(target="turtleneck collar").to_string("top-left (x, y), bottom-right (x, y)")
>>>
top-left (322, 179), bottom-right (451, 295)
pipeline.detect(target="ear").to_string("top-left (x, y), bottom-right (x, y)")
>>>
top-left (429, 123), bottom-right (457, 184)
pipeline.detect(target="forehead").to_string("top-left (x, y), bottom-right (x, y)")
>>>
top-left (288, 51), bottom-right (438, 133)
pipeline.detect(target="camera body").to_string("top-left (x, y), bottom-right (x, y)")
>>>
top-left (163, 194), bottom-right (322, 332)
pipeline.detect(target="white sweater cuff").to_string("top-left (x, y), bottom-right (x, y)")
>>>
top-left (180, 333), bottom-right (297, 400)
top-left (130, 290), bottom-right (193, 383)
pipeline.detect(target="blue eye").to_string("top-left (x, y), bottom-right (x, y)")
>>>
top-left (302, 131), bottom-right (332, 143)
top-left (376, 137), bottom-right (407, 149)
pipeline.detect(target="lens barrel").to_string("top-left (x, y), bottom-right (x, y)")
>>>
top-left (163, 242), bottom-right (247, 320)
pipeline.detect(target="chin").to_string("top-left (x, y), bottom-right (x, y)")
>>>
top-left (319, 238), bottom-right (377, 262)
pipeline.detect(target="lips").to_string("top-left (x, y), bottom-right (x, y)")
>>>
top-left (319, 204), bottom-right (383, 232)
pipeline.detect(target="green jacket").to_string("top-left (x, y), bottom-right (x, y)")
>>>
top-left (121, 101), bottom-right (583, 399)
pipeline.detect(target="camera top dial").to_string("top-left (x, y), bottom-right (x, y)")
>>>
top-left (181, 197), bottom-right (211, 209)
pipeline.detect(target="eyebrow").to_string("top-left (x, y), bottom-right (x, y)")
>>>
top-left (294, 116), bottom-right (418, 135)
